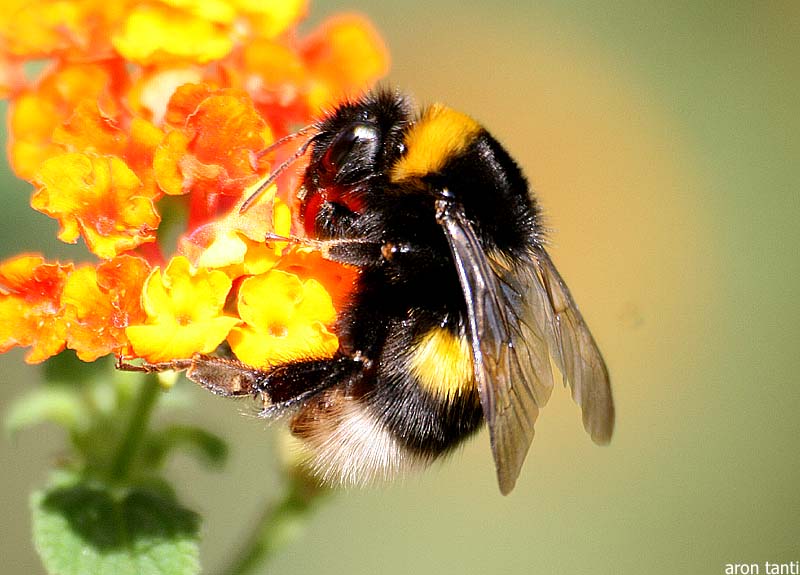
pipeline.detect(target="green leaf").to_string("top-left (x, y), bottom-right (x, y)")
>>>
top-left (146, 425), bottom-right (229, 469)
top-left (5, 388), bottom-right (89, 437)
top-left (32, 475), bottom-right (200, 575)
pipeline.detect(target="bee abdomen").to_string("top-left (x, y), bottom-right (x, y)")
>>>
top-left (289, 387), bottom-right (434, 486)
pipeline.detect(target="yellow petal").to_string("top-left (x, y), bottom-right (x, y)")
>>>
top-left (228, 322), bottom-right (337, 369)
top-left (196, 229), bottom-right (249, 269)
top-left (127, 316), bottom-right (240, 362)
top-left (112, 6), bottom-right (233, 65)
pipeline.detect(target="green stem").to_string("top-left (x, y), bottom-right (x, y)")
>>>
top-left (218, 480), bottom-right (325, 575)
top-left (109, 375), bottom-right (161, 482)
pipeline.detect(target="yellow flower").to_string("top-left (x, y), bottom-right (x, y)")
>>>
top-left (126, 256), bottom-right (239, 362)
top-left (112, 5), bottom-right (233, 65)
top-left (228, 270), bottom-right (338, 368)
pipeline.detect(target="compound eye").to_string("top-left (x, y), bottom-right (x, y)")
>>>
top-left (322, 122), bottom-right (380, 182)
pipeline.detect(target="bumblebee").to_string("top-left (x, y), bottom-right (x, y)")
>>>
top-left (123, 89), bottom-right (614, 494)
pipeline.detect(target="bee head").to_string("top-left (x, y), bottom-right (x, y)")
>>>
top-left (307, 91), bottom-right (411, 188)
top-left (298, 90), bottom-right (411, 233)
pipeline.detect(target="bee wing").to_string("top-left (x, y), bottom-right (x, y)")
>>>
top-left (530, 248), bottom-right (615, 444)
top-left (437, 200), bottom-right (557, 494)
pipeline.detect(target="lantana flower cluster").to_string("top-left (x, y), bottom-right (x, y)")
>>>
top-left (0, 0), bottom-right (385, 368)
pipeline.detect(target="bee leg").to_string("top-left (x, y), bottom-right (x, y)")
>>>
top-left (254, 355), bottom-right (370, 415)
top-left (117, 353), bottom-right (370, 414)
top-left (116, 355), bottom-right (194, 373)
top-left (263, 234), bottom-right (383, 267)
top-left (116, 354), bottom-right (266, 398)
top-left (319, 238), bottom-right (383, 267)
top-left (262, 232), bottom-right (382, 268)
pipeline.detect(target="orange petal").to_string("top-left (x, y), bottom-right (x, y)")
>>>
top-left (163, 83), bottom-right (215, 128)
top-left (161, 0), bottom-right (236, 24)
top-left (95, 255), bottom-right (151, 328)
top-left (154, 130), bottom-right (191, 195)
top-left (146, 256), bottom-right (232, 321)
top-left (33, 153), bottom-right (160, 259)
top-left (243, 39), bottom-right (306, 86)
top-left (302, 15), bottom-right (390, 111)
top-left (159, 85), bottom-right (271, 197)
top-left (187, 91), bottom-right (269, 173)
top-left (62, 266), bottom-right (115, 361)
top-left (236, 197), bottom-right (293, 275)
top-left (0, 255), bottom-right (71, 363)
top-left (227, 179), bottom-right (279, 242)
top-left (0, 1), bottom-right (85, 57)
top-left (8, 61), bottom-right (125, 179)
top-left (8, 93), bottom-right (63, 179)
top-left (53, 100), bottom-right (128, 157)
top-left (61, 256), bottom-right (150, 361)
top-left (194, 229), bottom-right (249, 270)
top-left (184, 192), bottom-right (291, 275)
top-left (126, 117), bottom-right (167, 196)
top-left (228, 321), bottom-right (337, 369)
top-left (37, 61), bottom-right (121, 110)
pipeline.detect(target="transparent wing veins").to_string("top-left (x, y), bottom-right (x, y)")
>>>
top-left (436, 198), bottom-right (614, 494)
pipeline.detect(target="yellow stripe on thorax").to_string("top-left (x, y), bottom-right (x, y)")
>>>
top-left (390, 104), bottom-right (482, 182)
top-left (410, 327), bottom-right (475, 399)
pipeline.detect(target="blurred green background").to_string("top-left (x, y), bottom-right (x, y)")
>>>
top-left (2, 1), bottom-right (798, 573)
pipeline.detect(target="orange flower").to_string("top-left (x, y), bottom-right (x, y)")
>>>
top-left (126, 117), bottom-right (168, 196)
top-left (0, 0), bottom-right (308, 62)
top-left (53, 100), bottom-right (128, 157)
top-left (237, 0), bottom-right (308, 40)
top-left (155, 85), bottom-right (272, 211)
top-left (0, 256), bottom-right (71, 363)
top-left (153, 130), bottom-right (193, 196)
top-left (301, 15), bottom-right (390, 112)
top-left (1, 1), bottom-right (100, 59)
top-left (0, 0), bottom-right (389, 369)
top-left (7, 92), bottom-right (63, 180)
top-left (8, 61), bottom-right (126, 179)
top-left (62, 256), bottom-right (150, 361)
top-left (240, 14), bottom-right (389, 132)
top-left (32, 153), bottom-right (160, 260)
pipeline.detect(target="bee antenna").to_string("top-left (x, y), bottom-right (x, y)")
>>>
top-left (240, 126), bottom-right (320, 214)
top-left (256, 123), bottom-right (317, 158)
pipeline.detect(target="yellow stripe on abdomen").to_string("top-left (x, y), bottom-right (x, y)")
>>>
top-left (410, 327), bottom-right (475, 399)
top-left (390, 104), bottom-right (482, 182)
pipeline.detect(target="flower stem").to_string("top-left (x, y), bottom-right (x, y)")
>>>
top-left (218, 479), bottom-right (326, 575)
top-left (109, 374), bottom-right (161, 482)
